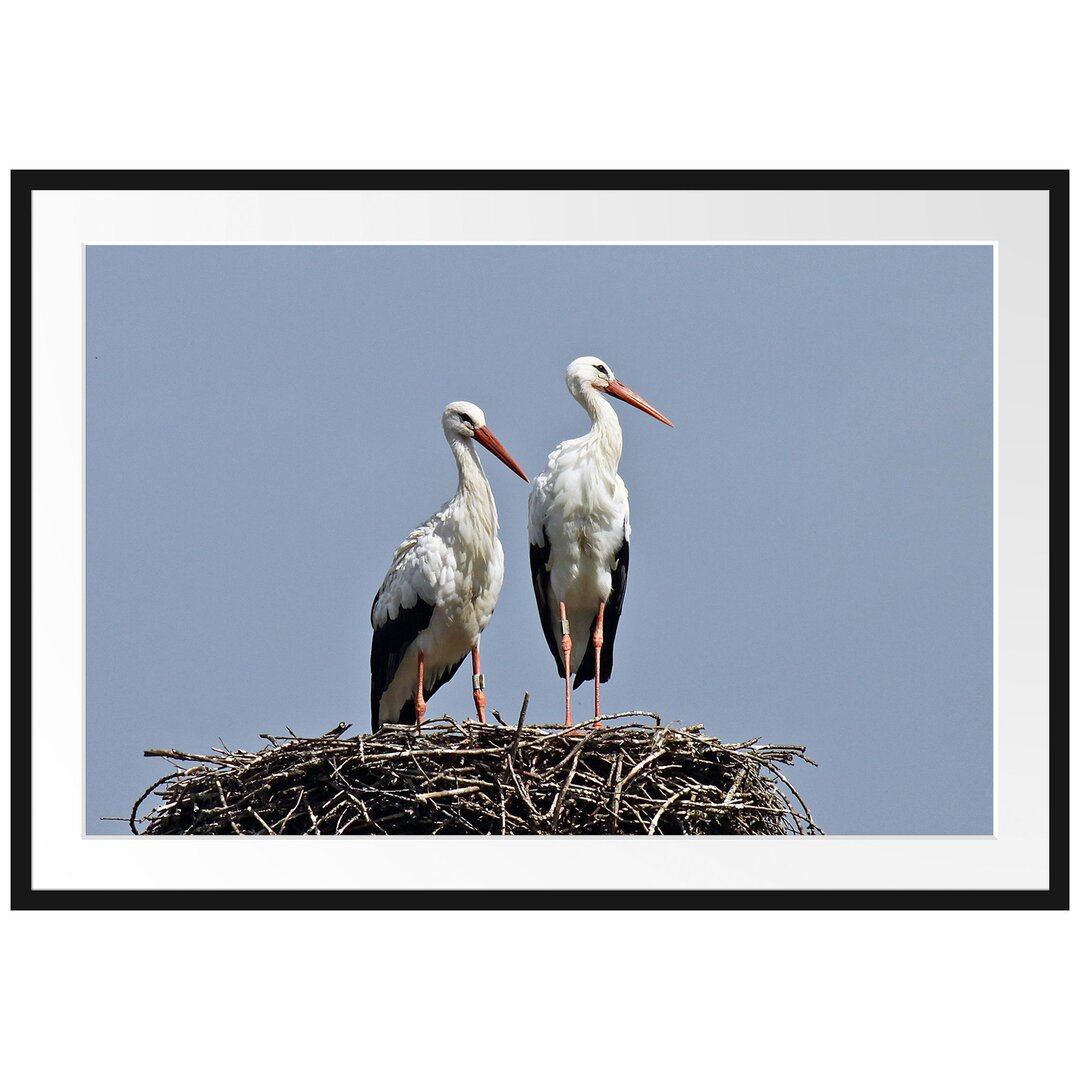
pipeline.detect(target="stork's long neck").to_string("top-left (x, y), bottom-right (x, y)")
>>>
top-left (450, 436), bottom-right (499, 531)
top-left (576, 385), bottom-right (624, 472)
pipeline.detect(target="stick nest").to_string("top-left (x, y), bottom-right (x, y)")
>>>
top-left (131, 708), bottom-right (821, 836)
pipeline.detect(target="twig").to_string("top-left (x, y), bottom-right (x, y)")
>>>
top-left (509, 692), bottom-right (530, 756)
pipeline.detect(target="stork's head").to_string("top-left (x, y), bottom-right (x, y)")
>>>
top-left (442, 401), bottom-right (529, 481)
top-left (442, 401), bottom-right (487, 440)
top-left (565, 356), bottom-right (674, 427)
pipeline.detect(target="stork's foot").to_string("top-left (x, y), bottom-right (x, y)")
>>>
top-left (472, 689), bottom-right (487, 725)
top-left (564, 718), bottom-right (603, 736)
top-left (471, 649), bottom-right (487, 724)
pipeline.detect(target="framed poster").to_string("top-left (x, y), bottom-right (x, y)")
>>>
top-left (10, 170), bottom-right (1067, 909)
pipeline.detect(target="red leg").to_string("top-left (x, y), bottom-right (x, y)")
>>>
top-left (415, 650), bottom-right (427, 729)
top-left (471, 645), bottom-right (487, 724)
top-left (592, 600), bottom-right (605, 727)
top-left (559, 601), bottom-right (573, 726)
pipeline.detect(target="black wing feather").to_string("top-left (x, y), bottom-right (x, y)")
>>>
top-left (573, 536), bottom-right (629, 688)
top-left (530, 530), bottom-right (566, 677)
top-left (370, 594), bottom-right (435, 731)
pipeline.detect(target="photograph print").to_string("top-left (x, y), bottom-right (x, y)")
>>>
top-left (85, 241), bottom-right (993, 840)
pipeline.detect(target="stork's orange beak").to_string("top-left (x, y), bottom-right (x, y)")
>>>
top-left (474, 426), bottom-right (530, 481)
top-left (603, 378), bottom-right (675, 427)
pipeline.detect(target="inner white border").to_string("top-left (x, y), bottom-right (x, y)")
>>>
top-left (32, 188), bottom-right (1048, 891)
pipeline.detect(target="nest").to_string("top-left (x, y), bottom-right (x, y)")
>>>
top-left (131, 704), bottom-right (821, 836)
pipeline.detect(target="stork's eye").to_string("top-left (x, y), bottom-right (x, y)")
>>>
top-left (593, 363), bottom-right (609, 375)
top-left (457, 413), bottom-right (473, 425)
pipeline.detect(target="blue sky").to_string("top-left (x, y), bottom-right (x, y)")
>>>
top-left (86, 243), bottom-right (993, 834)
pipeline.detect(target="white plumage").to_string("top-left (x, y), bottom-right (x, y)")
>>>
top-left (528, 357), bottom-right (673, 724)
top-left (528, 426), bottom-right (630, 675)
top-left (370, 402), bottom-right (528, 730)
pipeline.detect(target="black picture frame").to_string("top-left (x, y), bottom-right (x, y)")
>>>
top-left (10, 169), bottom-right (1068, 911)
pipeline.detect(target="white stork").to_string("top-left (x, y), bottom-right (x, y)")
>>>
top-left (370, 402), bottom-right (528, 731)
top-left (528, 357), bottom-right (673, 725)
